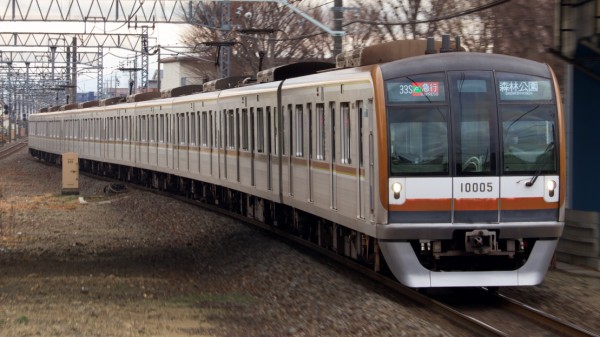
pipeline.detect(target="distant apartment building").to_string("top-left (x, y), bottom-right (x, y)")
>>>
top-left (160, 56), bottom-right (216, 91)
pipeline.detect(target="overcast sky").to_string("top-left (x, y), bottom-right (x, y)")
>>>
top-left (0, 20), bottom-right (190, 92)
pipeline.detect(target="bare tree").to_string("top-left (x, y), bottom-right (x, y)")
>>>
top-left (179, 0), bottom-right (562, 81)
top-left (342, 0), bottom-right (503, 52)
top-left (181, 1), bottom-right (334, 79)
top-left (490, 0), bottom-right (564, 76)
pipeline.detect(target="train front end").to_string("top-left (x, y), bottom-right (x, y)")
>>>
top-left (375, 52), bottom-right (565, 287)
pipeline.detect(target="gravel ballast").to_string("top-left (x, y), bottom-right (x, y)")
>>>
top-left (0, 147), bottom-right (598, 336)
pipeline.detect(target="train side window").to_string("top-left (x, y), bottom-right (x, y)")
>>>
top-left (201, 112), bottom-right (207, 146)
top-left (357, 100), bottom-right (364, 167)
top-left (221, 110), bottom-right (226, 149)
top-left (267, 107), bottom-right (273, 155)
top-left (273, 107), bottom-right (279, 155)
top-left (329, 102), bottom-right (336, 162)
top-left (190, 112), bottom-right (197, 146)
top-left (307, 103), bottom-right (312, 159)
top-left (250, 108), bottom-right (255, 153)
top-left (257, 108), bottom-right (264, 153)
top-left (241, 108), bottom-right (249, 150)
top-left (295, 104), bottom-right (303, 157)
top-left (341, 102), bottom-right (351, 164)
top-left (282, 105), bottom-right (290, 156)
top-left (208, 111), bottom-right (213, 148)
top-left (157, 114), bottom-right (162, 143)
top-left (316, 103), bottom-right (325, 160)
top-left (124, 117), bottom-right (129, 141)
top-left (150, 115), bottom-right (155, 142)
top-left (108, 118), bottom-right (113, 141)
top-left (184, 113), bottom-right (189, 145)
top-left (116, 117), bottom-right (121, 141)
top-left (143, 116), bottom-right (147, 142)
top-left (227, 109), bottom-right (235, 149)
top-left (182, 113), bottom-right (187, 145)
top-left (236, 109), bottom-right (241, 150)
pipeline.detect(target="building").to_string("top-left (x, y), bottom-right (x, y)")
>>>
top-left (553, 1), bottom-right (600, 270)
top-left (160, 56), bottom-right (216, 91)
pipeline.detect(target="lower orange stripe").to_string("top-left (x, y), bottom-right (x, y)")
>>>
top-left (455, 198), bottom-right (498, 211)
top-left (391, 199), bottom-right (451, 212)
top-left (501, 197), bottom-right (557, 210)
top-left (389, 197), bottom-right (557, 212)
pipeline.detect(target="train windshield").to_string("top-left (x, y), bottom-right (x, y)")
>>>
top-left (385, 71), bottom-right (557, 177)
top-left (497, 72), bottom-right (556, 174)
top-left (386, 73), bottom-right (449, 175)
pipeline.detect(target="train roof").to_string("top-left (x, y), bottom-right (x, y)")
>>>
top-left (34, 38), bottom-right (551, 115)
top-left (335, 38), bottom-right (461, 69)
top-left (379, 52), bottom-right (552, 80)
top-left (256, 62), bottom-right (334, 83)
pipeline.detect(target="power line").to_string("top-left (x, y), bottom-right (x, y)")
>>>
top-left (342, 0), bottom-right (510, 27)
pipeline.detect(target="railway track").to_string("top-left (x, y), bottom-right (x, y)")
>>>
top-left (77, 169), bottom-right (598, 337)
top-left (0, 139), bottom-right (28, 160)
top-left (490, 292), bottom-right (599, 337)
top-left (429, 287), bottom-right (599, 337)
top-left (163, 193), bottom-right (600, 336)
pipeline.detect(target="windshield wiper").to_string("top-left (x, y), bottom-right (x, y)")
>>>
top-left (525, 142), bottom-right (555, 187)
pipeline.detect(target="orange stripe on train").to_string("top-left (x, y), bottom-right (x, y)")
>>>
top-left (389, 197), bottom-right (558, 212)
top-left (390, 199), bottom-right (452, 212)
top-left (501, 197), bottom-right (557, 210)
top-left (455, 198), bottom-right (498, 211)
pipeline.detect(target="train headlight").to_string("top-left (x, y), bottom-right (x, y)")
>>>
top-left (546, 180), bottom-right (557, 197)
top-left (391, 182), bottom-right (402, 199)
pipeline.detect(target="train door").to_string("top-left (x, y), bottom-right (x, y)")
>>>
top-left (235, 108), bottom-right (240, 182)
top-left (220, 110), bottom-right (225, 179)
top-left (109, 117), bottom-right (114, 161)
top-left (178, 112), bottom-right (183, 171)
top-left (367, 98), bottom-right (375, 220)
top-left (115, 116), bottom-right (121, 161)
top-left (124, 115), bottom-right (129, 162)
top-left (307, 103), bottom-right (313, 202)
top-left (209, 111), bottom-right (216, 177)
top-left (449, 71), bottom-right (500, 223)
top-left (356, 100), bottom-right (366, 219)
top-left (168, 113), bottom-right (175, 170)
top-left (140, 114), bottom-right (145, 164)
top-left (287, 105), bottom-right (293, 195)
top-left (266, 107), bottom-right (273, 191)
top-left (101, 117), bottom-right (106, 159)
top-left (329, 101), bottom-right (337, 210)
top-left (250, 108), bottom-right (255, 186)
top-left (225, 109), bottom-right (230, 180)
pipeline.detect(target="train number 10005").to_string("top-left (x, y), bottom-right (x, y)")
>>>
top-left (460, 182), bottom-right (493, 193)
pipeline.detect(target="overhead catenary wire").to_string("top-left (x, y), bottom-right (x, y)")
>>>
top-left (342, 0), bottom-right (510, 28)
top-left (230, 0), bottom-right (511, 43)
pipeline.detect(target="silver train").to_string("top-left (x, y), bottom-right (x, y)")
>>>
top-left (28, 39), bottom-right (566, 287)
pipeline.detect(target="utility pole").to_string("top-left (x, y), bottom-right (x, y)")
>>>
top-left (71, 37), bottom-right (77, 103)
top-left (220, 0), bottom-right (231, 78)
top-left (333, 0), bottom-right (343, 57)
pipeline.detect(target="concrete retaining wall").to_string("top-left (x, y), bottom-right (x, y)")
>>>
top-left (557, 209), bottom-right (600, 270)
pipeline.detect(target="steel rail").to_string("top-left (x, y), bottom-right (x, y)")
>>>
top-left (494, 292), bottom-right (599, 337)
top-left (0, 140), bottom-right (28, 160)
